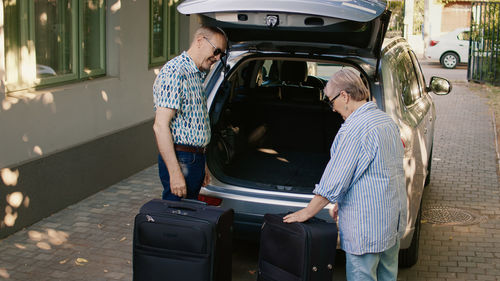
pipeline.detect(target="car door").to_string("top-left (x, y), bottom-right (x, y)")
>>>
top-left (381, 43), bottom-right (429, 232)
top-left (409, 50), bottom-right (434, 164)
top-left (456, 30), bottom-right (470, 63)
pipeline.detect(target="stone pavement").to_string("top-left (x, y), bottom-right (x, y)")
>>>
top-left (0, 82), bottom-right (499, 280)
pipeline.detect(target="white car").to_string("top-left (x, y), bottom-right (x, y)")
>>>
top-left (425, 27), bottom-right (470, 69)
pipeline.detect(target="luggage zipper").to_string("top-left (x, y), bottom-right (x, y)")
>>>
top-left (146, 215), bottom-right (155, 222)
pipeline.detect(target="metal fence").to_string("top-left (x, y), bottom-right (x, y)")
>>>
top-left (468, 2), bottom-right (500, 85)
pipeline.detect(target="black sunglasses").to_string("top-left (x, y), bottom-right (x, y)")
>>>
top-left (204, 37), bottom-right (226, 58)
top-left (322, 89), bottom-right (342, 110)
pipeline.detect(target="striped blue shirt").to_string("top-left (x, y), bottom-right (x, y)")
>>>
top-left (153, 51), bottom-right (211, 147)
top-left (313, 102), bottom-right (407, 255)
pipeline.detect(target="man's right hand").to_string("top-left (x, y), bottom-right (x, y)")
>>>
top-left (170, 171), bottom-right (187, 198)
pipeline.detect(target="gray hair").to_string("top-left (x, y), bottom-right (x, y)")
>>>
top-left (327, 69), bottom-right (369, 101)
top-left (193, 26), bottom-right (227, 46)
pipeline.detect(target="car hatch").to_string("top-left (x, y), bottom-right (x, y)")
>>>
top-left (177, 0), bottom-right (391, 63)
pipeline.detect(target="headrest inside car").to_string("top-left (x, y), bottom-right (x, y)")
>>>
top-left (280, 61), bottom-right (308, 84)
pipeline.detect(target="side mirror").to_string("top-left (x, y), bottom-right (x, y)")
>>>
top-left (428, 76), bottom-right (452, 95)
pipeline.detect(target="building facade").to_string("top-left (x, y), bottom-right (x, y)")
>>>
top-left (0, 0), bottom-right (194, 239)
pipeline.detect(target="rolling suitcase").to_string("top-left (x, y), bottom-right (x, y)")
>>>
top-left (257, 213), bottom-right (338, 281)
top-left (133, 199), bottom-right (234, 281)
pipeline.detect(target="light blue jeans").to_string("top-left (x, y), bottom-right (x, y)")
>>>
top-left (345, 240), bottom-right (400, 281)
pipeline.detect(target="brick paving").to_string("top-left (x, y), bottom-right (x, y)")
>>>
top-left (0, 82), bottom-right (499, 280)
top-left (398, 83), bottom-right (500, 281)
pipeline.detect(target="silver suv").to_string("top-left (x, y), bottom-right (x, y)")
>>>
top-left (178, 0), bottom-right (451, 267)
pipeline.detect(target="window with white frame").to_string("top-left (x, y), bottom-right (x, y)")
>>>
top-left (4, 0), bottom-right (106, 92)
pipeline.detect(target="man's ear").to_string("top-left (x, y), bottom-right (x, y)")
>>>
top-left (195, 35), bottom-right (203, 48)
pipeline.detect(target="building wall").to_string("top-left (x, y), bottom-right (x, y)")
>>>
top-left (442, 2), bottom-right (471, 33)
top-left (0, 0), bottom-right (192, 238)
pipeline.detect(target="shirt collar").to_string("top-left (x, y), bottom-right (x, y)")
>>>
top-left (182, 51), bottom-right (206, 78)
top-left (344, 101), bottom-right (376, 124)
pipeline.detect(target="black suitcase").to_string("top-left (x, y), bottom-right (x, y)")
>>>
top-left (133, 199), bottom-right (234, 281)
top-left (257, 213), bottom-right (338, 281)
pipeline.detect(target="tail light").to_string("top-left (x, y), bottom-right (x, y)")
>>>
top-left (401, 138), bottom-right (406, 148)
top-left (430, 40), bottom-right (439, 47)
top-left (198, 195), bottom-right (222, 206)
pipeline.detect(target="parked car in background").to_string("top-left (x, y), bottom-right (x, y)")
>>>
top-left (178, 0), bottom-right (452, 268)
top-left (425, 27), bottom-right (470, 69)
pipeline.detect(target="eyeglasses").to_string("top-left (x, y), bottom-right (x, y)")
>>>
top-left (203, 37), bottom-right (226, 58)
top-left (322, 90), bottom-right (342, 110)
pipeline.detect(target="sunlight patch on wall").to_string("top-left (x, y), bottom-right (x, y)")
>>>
top-left (1, 168), bottom-right (19, 186)
top-left (4, 206), bottom-right (18, 227)
top-left (33, 145), bottom-right (43, 156)
top-left (20, 43), bottom-right (37, 84)
top-left (39, 12), bottom-right (48, 26)
top-left (42, 92), bottom-right (54, 105)
top-left (2, 96), bottom-right (19, 111)
top-left (101, 90), bottom-right (109, 102)
top-left (111, 0), bottom-right (121, 13)
top-left (0, 268), bottom-right (10, 279)
top-left (7, 192), bottom-right (23, 208)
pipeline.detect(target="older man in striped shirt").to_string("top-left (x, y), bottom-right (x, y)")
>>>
top-left (284, 69), bottom-right (407, 281)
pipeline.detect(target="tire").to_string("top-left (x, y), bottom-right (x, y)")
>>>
top-left (424, 146), bottom-right (433, 187)
top-left (440, 52), bottom-right (459, 69)
top-left (399, 204), bottom-right (422, 268)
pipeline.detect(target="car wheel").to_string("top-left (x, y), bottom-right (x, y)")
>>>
top-left (440, 52), bottom-right (459, 69)
top-left (424, 146), bottom-right (433, 187)
top-left (399, 202), bottom-right (422, 268)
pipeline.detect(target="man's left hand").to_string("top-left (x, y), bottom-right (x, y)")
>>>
top-left (202, 165), bottom-right (211, 187)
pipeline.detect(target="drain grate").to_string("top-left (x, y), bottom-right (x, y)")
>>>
top-left (422, 205), bottom-right (486, 226)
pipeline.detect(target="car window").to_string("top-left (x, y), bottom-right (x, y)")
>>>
top-left (408, 51), bottom-right (426, 96)
top-left (395, 50), bottom-right (420, 106)
top-left (457, 31), bottom-right (470, 41)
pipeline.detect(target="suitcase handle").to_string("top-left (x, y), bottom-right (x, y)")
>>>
top-left (163, 199), bottom-right (207, 212)
top-left (181, 198), bottom-right (207, 206)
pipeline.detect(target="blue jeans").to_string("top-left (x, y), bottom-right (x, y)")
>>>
top-left (158, 151), bottom-right (206, 201)
top-left (345, 240), bottom-right (400, 281)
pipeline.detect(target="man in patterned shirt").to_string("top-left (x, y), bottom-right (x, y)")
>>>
top-left (284, 69), bottom-right (407, 281)
top-left (153, 26), bottom-right (227, 200)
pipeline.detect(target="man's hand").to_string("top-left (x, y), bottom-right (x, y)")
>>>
top-left (170, 171), bottom-right (187, 198)
top-left (202, 165), bottom-right (211, 187)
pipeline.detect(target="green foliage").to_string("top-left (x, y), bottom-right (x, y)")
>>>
top-left (470, 2), bottom-right (500, 85)
top-left (387, 0), bottom-right (404, 37)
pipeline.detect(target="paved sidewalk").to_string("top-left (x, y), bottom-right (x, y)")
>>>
top-left (0, 82), bottom-right (499, 280)
top-left (398, 83), bottom-right (500, 280)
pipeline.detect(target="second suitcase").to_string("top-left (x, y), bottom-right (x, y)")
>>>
top-left (257, 213), bottom-right (338, 281)
top-left (133, 199), bottom-right (234, 281)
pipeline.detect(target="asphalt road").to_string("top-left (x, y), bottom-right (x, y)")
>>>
top-left (231, 60), bottom-right (470, 281)
top-left (418, 58), bottom-right (468, 83)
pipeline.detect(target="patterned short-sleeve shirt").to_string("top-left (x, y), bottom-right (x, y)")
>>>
top-left (153, 51), bottom-right (211, 147)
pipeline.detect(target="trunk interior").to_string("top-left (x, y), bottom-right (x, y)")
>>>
top-left (208, 58), bottom-right (346, 193)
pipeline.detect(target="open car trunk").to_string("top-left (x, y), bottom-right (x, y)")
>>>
top-left (207, 58), bottom-right (348, 193)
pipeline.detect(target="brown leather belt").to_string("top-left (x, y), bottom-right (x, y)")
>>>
top-left (174, 144), bottom-right (206, 154)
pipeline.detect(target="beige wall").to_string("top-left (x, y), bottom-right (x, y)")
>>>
top-left (0, 0), bottom-right (193, 237)
top-left (0, 1), bottom-right (192, 170)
